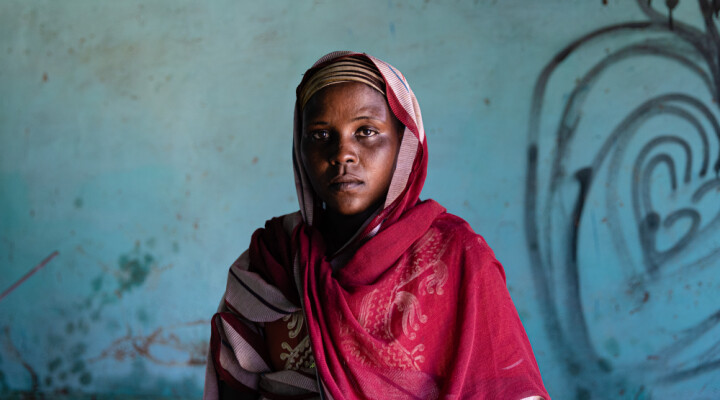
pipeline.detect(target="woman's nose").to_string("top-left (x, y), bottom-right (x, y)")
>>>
top-left (330, 135), bottom-right (357, 165)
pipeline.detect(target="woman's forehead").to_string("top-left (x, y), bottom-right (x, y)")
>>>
top-left (302, 82), bottom-right (390, 120)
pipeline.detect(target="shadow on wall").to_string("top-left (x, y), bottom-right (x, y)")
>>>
top-left (526, 0), bottom-right (720, 398)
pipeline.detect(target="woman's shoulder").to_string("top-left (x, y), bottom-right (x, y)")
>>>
top-left (258, 211), bottom-right (303, 236)
top-left (425, 210), bottom-right (502, 273)
top-left (277, 211), bottom-right (302, 235)
top-left (429, 211), bottom-right (493, 250)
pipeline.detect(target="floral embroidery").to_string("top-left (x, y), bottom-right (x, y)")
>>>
top-left (394, 291), bottom-right (428, 340)
top-left (280, 335), bottom-right (315, 370)
top-left (283, 312), bottom-right (304, 339)
top-left (341, 228), bottom-right (450, 370)
top-left (277, 312), bottom-right (314, 370)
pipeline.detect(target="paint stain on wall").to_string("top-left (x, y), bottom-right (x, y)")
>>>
top-left (2, 237), bottom-right (192, 395)
top-left (117, 249), bottom-right (154, 294)
top-left (603, 337), bottom-right (621, 357)
top-left (47, 357), bottom-right (62, 372)
top-left (90, 321), bottom-right (209, 367)
top-left (0, 369), bottom-right (8, 392)
top-left (91, 276), bottom-right (102, 292)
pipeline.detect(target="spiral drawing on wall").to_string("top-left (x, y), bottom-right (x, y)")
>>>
top-left (526, 0), bottom-right (720, 397)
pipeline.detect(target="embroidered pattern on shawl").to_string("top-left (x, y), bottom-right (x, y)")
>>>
top-left (342, 228), bottom-right (450, 370)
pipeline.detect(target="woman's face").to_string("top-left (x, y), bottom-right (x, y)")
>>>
top-left (301, 82), bottom-right (403, 217)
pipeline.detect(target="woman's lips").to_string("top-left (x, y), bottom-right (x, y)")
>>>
top-left (329, 175), bottom-right (363, 191)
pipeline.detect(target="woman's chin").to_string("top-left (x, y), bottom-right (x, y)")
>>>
top-left (324, 201), bottom-right (378, 219)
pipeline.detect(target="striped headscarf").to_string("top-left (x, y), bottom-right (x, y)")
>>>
top-left (297, 55), bottom-right (386, 110)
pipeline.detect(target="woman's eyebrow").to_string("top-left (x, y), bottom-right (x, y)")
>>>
top-left (352, 105), bottom-right (385, 121)
top-left (305, 120), bottom-right (329, 126)
top-left (351, 115), bottom-right (381, 122)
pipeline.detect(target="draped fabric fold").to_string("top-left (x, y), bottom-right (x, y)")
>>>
top-left (204, 51), bottom-right (550, 400)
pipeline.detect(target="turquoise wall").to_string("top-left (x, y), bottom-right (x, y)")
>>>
top-left (2, 1), bottom-right (719, 398)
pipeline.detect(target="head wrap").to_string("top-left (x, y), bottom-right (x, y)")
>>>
top-left (297, 55), bottom-right (386, 110)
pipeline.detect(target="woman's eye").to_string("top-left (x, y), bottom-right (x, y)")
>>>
top-left (357, 128), bottom-right (379, 137)
top-left (311, 131), bottom-right (330, 141)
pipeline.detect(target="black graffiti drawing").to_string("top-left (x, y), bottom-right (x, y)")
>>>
top-left (526, 0), bottom-right (720, 397)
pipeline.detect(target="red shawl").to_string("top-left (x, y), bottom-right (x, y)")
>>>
top-left (204, 52), bottom-right (550, 400)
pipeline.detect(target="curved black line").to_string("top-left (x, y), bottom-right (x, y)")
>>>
top-left (638, 0), bottom-right (720, 97)
top-left (661, 358), bottom-right (720, 383)
top-left (601, 97), bottom-right (719, 281)
top-left (655, 208), bottom-right (701, 265)
top-left (656, 309), bottom-right (720, 359)
top-left (529, 34), bottom-right (714, 374)
top-left (692, 177), bottom-right (720, 202)
top-left (646, 105), bottom-right (712, 179)
top-left (640, 154), bottom-right (678, 216)
top-left (540, 44), bottom-right (715, 304)
top-left (525, 21), bottom-right (682, 381)
top-left (545, 41), bottom-right (711, 223)
top-left (664, 94), bottom-right (720, 176)
top-left (595, 94), bottom-right (719, 176)
top-left (632, 136), bottom-right (693, 223)
top-left (563, 168), bottom-right (599, 362)
top-left (638, 211), bottom-right (662, 276)
top-left (699, 0), bottom-right (720, 49)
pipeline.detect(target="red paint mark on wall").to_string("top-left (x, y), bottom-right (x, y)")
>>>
top-left (90, 320), bottom-right (210, 366)
top-left (0, 251), bottom-right (59, 302)
top-left (3, 326), bottom-right (39, 391)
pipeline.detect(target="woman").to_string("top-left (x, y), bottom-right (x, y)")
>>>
top-left (204, 51), bottom-right (550, 399)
